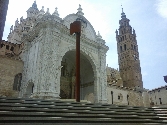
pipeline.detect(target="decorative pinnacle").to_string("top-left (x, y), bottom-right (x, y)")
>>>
top-left (39, 6), bottom-right (45, 15)
top-left (32, 0), bottom-right (38, 9)
top-left (53, 7), bottom-right (59, 17)
top-left (133, 28), bottom-right (136, 34)
top-left (115, 29), bottom-right (118, 36)
top-left (42, 6), bottom-right (44, 10)
top-left (46, 8), bottom-right (50, 14)
top-left (97, 31), bottom-right (102, 38)
top-left (77, 4), bottom-right (84, 16)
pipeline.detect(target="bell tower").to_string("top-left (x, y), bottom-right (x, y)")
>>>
top-left (116, 8), bottom-right (143, 88)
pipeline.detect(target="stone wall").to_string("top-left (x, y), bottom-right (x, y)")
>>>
top-left (149, 85), bottom-right (167, 107)
top-left (0, 56), bottom-right (23, 97)
top-left (107, 85), bottom-right (147, 107)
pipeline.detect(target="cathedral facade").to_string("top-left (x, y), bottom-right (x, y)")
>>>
top-left (0, 1), bottom-right (154, 106)
top-left (1, 1), bottom-right (108, 103)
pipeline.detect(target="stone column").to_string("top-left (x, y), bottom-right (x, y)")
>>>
top-left (98, 49), bottom-right (107, 103)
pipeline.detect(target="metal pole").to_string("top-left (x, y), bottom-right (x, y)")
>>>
top-left (70, 21), bottom-right (81, 102)
top-left (75, 32), bottom-right (80, 102)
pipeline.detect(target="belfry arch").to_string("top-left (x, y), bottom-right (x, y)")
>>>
top-left (59, 46), bottom-right (98, 102)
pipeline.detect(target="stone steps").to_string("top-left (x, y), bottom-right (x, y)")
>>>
top-left (0, 97), bottom-right (167, 124)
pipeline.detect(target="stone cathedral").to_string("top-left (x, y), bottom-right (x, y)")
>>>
top-left (0, 1), bottom-right (151, 106)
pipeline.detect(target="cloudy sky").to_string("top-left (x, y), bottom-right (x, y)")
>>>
top-left (3, 0), bottom-right (167, 90)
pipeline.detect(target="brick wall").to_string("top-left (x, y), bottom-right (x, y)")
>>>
top-left (0, 56), bottom-right (23, 97)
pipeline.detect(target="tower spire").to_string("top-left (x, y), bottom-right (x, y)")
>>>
top-left (121, 5), bottom-right (126, 18)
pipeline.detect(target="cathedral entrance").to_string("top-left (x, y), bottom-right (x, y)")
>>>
top-left (60, 50), bottom-right (94, 101)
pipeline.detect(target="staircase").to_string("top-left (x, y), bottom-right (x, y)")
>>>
top-left (0, 97), bottom-right (167, 125)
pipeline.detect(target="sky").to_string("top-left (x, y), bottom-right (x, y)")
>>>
top-left (2, 0), bottom-right (167, 90)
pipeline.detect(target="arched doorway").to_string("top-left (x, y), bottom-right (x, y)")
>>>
top-left (60, 50), bottom-right (94, 100)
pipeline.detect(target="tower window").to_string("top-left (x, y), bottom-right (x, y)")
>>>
top-left (6, 45), bottom-right (9, 50)
top-left (10, 46), bottom-right (14, 51)
top-left (1, 44), bottom-right (4, 48)
top-left (134, 45), bottom-right (136, 51)
top-left (120, 46), bottom-right (122, 52)
top-left (124, 44), bottom-right (126, 51)
top-left (131, 44), bottom-right (133, 50)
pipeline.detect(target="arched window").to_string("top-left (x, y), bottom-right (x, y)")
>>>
top-left (6, 45), bottom-right (9, 50)
top-left (1, 44), bottom-right (4, 48)
top-left (131, 44), bottom-right (133, 49)
top-left (10, 46), bottom-right (14, 51)
top-left (120, 46), bottom-right (122, 52)
top-left (134, 45), bottom-right (136, 51)
top-left (13, 73), bottom-right (22, 91)
top-left (124, 44), bottom-right (126, 51)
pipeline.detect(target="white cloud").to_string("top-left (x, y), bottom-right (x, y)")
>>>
top-left (156, 0), bottom-right (167, 19)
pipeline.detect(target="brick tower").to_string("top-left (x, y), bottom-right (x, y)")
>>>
top-left (115, 8), bottom-right (143, 88)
